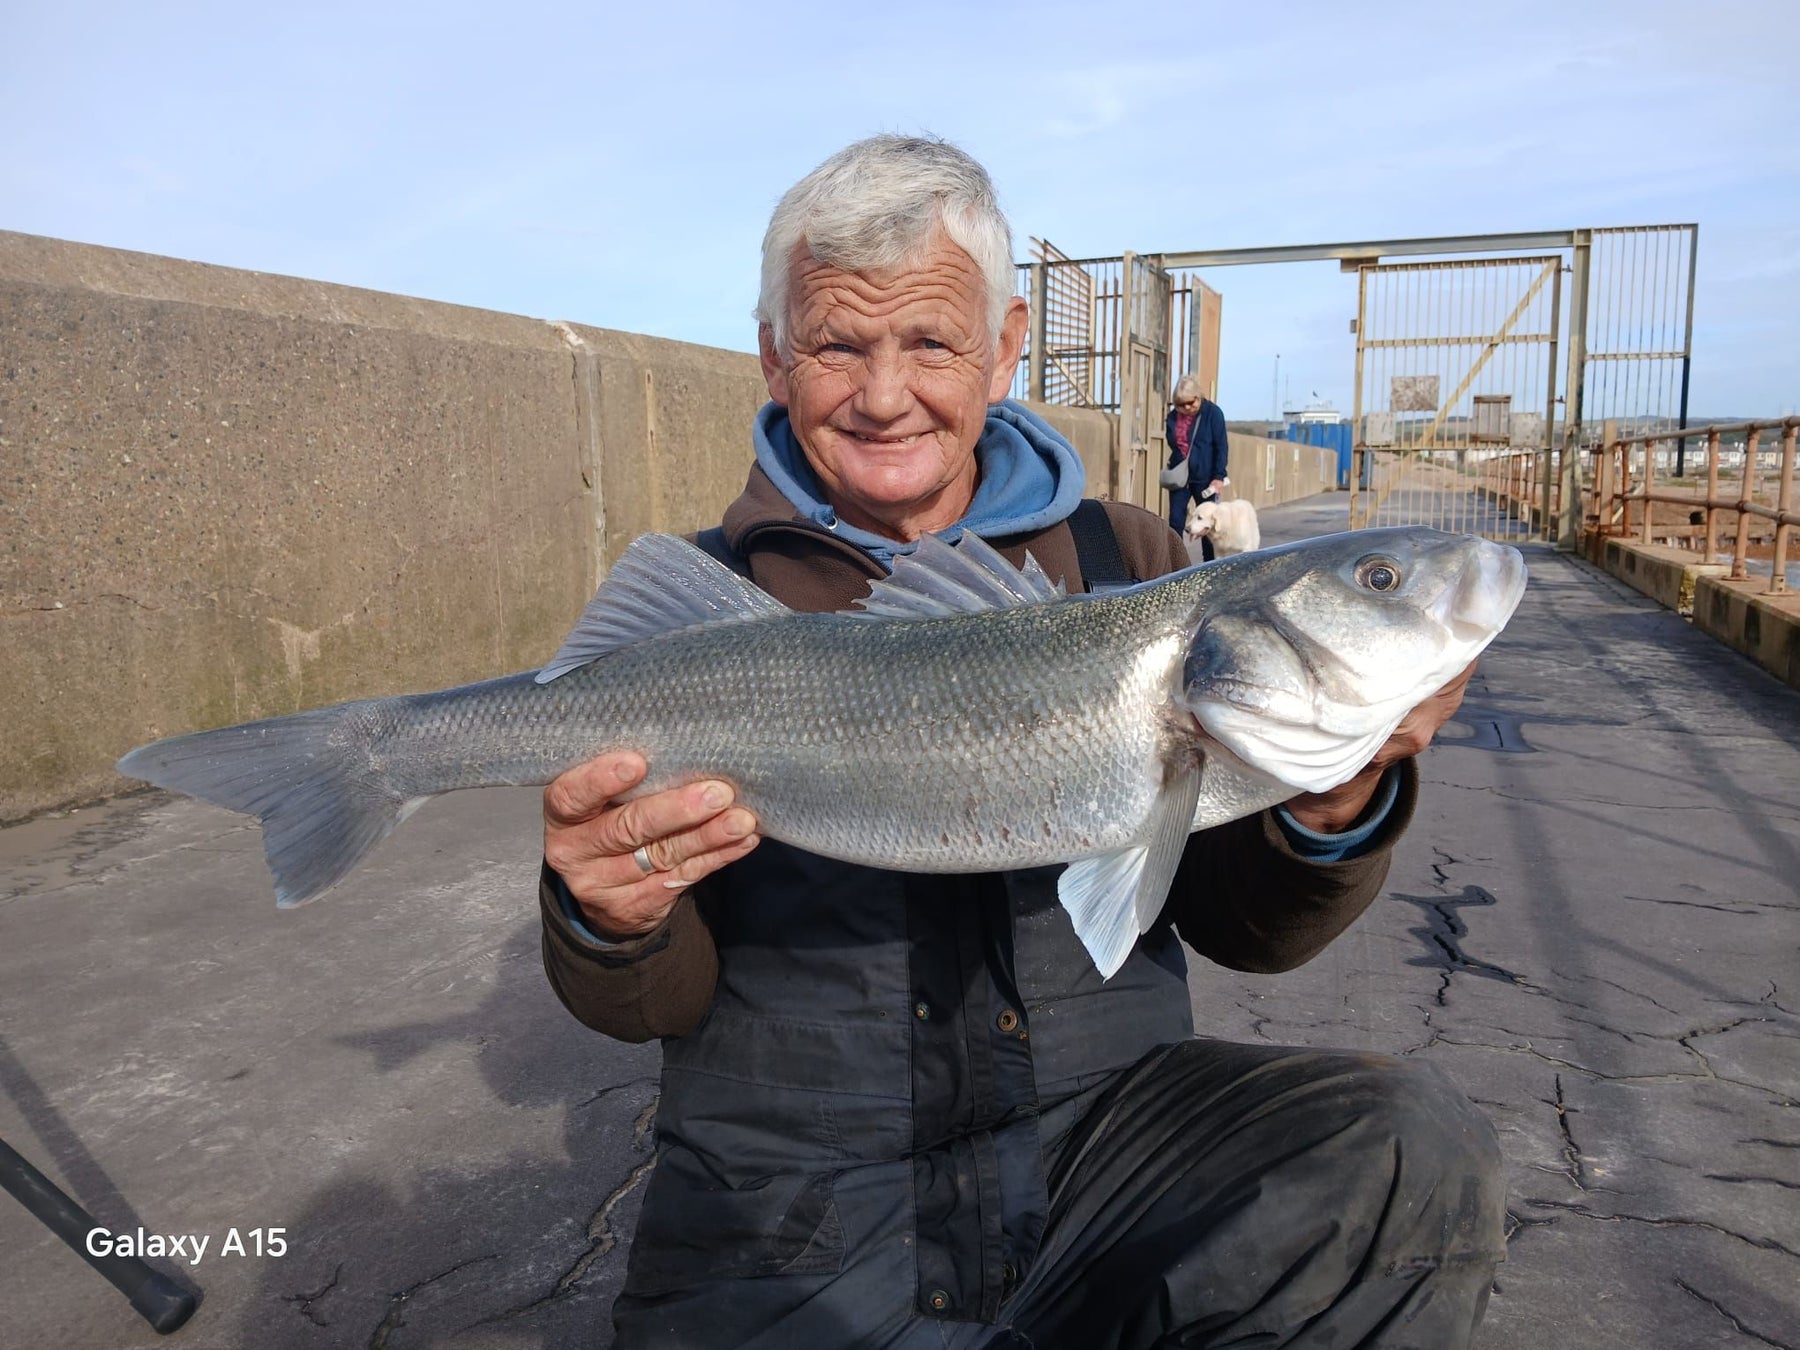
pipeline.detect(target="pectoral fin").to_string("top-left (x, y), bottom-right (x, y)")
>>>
top-left (1058, 768), bottom-right (1204, 979)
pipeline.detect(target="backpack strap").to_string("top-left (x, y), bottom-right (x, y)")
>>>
top-left (1066, 498), bottom-right (1130, 593)
top-left (691, 525), bottom-right (753, 579)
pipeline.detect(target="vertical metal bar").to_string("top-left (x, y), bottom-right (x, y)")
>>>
top-left (1769, 421), bottom-right (1796, 596)
top-left (1542, 259), bottom-right (1562, 541)
top-left (1732, 428), bottom-right (1757, 580)
top-left (1119, 253), bottom-right (1139, 508)
top-left (1027, 262), bottom-right (1048, 403)
top-left (1641, 431), bottom-right (1656, 545)
top-left (1351, 263), bottom-right (1368, 529)
top-left (1560, 232), bottom-right (1592, 546)
top-left (1676, 225), bottom-right (1699, 475)
top-left (1595, 417), bottom-right (1616, 536)
top-left (1704, 429), bottom-right (1721, 562)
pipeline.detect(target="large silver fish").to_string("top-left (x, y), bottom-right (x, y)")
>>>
top-left (118, 526), bottom-right (1525, 976)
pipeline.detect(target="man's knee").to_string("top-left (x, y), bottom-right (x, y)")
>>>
top-left (1326, 1053), bottom-right (1505, 1247)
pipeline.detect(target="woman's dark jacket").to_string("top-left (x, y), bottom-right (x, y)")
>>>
top-left (1166, 397), bottom-right (1230, 490)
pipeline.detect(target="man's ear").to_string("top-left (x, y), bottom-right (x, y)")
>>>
top-left (987, 296), bottom-right (1030, 403)
top-left (758, 324), bottom-right (789, 405)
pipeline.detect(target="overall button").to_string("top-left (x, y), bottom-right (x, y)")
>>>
top-left (914, 1001), bottom-right (931, 1020)
top-left (927, 1289), bottom-right (950, 1312)
top-left (996, 1009), bottom-right (1020, 1033)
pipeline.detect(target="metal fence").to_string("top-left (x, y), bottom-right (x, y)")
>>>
top-left (1588, 417), bottom-right (1798, 594)
top-left (1578, 225), bottom-right (1699, 449)
top-left (1348, 254), bottom-right (1562, 538)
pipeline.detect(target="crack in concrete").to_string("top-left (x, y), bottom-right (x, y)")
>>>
top-left (1390, 880), bottom-right (1528, 1004)
top-left (1423, 778), bottom-right (1800, 821)
top-left (368, 1253), bottom-right (498, 1350)
top-left (284, 1262), bottom-right (344, 1328)
top-left (1703, 1172), bottom-right (1800, 1191)
top-left (1524, 1198), bottom-right (1800, 1261)
top-left (480, 1099), bottom-right (661, 1325)
top-left (1622, 892), bottom-right (1783, 916)
top-left (1502, 1208), bottom-right (1556, 1246)
top-left (574, 1076), bottom-right (657, 1112)
top-left (1673, 1277), bottom-right (1798, 1350)
top-left (1417, 1031), bottom-right (1792, 1099)
top-left (1545, 968), bottom-right (1685, 1017)
top-left (1550, 1074), bottom-right (1591, 1192)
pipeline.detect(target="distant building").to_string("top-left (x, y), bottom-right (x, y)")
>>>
top-left (1283, 395), bottom-right (1344, 425)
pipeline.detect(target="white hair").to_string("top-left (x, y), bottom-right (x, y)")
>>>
top-left (756, 135), bottom-right (1016, 356)
top-left (1173, 374), bottom-right (1205, 404)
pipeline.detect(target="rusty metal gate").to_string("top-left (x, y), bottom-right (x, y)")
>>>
top-left (1350, 256), bottom-right (1563, 539)
top-left (1116, 251), bottom-right (1172, 512)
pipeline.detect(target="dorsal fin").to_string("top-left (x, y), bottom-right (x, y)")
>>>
top-left (535, 533), bottom-right (790, 683)
top-left (849, 530), bottom-right (1065, 621)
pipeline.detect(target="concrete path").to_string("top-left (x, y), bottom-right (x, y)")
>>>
top-left (2, 497), bottom-right (1795, 1348)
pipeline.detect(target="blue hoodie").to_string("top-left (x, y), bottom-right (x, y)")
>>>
top-left (752, 399), bottom-right (1087, 566)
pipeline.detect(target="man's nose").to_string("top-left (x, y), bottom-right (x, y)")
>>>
top-left (855, 351), bottom-right (911, 421)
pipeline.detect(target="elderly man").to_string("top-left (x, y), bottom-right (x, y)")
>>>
top-left (538, 136), bottom-right (1504, 1349)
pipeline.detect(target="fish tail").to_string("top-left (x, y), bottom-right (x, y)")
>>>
top-left (117, 700), bottom-right (419, 907)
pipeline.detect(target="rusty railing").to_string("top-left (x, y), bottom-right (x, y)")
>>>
top-left (1587, 417), bottom-right (1799, 595)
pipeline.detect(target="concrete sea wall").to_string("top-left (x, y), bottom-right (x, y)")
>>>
top-left (1, 232), bottom-right (1333, 817)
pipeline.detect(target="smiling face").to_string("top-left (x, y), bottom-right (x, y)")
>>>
top-left (759, 236), bottom-right (1029, 541)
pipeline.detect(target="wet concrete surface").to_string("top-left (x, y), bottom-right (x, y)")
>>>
top-left (2, 495), bottom-right (1796, 1348)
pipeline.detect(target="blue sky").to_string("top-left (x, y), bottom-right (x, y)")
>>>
top-left (4, 0), bottom-right (1795, 417)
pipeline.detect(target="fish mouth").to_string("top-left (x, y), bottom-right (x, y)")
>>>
top-left (1434, 539), bottom-right (1527, 643)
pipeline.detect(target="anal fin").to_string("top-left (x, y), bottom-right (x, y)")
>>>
top-left (1058, 768), bottom-right (1204, 979)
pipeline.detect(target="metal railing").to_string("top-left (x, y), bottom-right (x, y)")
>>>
top-left (1476, 449), bottom-right (1565, 535)
top-left (1588, 417), bottom-right (1799, 595)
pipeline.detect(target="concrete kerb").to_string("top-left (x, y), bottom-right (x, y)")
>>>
top-left (1579, 533), bottom-right (1800, 690)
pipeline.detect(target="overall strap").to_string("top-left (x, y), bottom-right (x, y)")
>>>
top-left (1066, 498), bottom-right (1129, 592)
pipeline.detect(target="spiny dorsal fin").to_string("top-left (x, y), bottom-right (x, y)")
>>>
top-left (536, 533), bottom-right (790, 684)
top-left (848, 530), bottom-right (1064, 621)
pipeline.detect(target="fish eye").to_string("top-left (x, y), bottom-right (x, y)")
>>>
top-left (1355, 557), bottom-right (1403, 592)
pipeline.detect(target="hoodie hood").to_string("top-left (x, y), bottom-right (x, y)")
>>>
top-left (752, 400), bottom-right (1088, 565)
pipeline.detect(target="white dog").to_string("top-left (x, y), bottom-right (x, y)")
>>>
top-left (1183, 496), bottom-right (1261, 561)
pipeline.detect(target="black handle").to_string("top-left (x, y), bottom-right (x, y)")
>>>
top-left (0, 1135), bottom-right (199, 1334)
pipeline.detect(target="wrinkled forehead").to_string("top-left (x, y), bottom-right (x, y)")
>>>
top-left (785, 240), bottom-right (989, 331)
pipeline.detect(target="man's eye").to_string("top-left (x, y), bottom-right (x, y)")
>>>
top-left (821, 342), bottom-right (856, 354)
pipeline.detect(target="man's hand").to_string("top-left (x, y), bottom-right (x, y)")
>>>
top-left (544, 751), bottom-right (760, 939)
top-left (1282, 661), bottom-right (1477, 835)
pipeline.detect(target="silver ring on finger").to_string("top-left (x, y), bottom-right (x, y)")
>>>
top-left (632, 844), bottom-right (657, 875)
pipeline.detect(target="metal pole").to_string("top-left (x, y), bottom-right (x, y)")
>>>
top-left (1119, 252), bottom-right (1138, 506)
top-left (1559, 232), bottom-right (1592, 548)
top-left (1771, 422), bottom-right (1796, 596)
top-left (1675, 224), bottom-right (1700, 476)
top-left (1027, 262), bottom-right (1048, 403)
top-left (1351, 264), bottom-right (1369, 527)
top-left (1704, 429), bottom-right (1721, 562)
top-left (1543, 259), bottom-right (1564, 540)
top-left (1732, 428), bottom-right (1757, 580)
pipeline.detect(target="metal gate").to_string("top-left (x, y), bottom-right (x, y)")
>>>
top-left (1350, 256), bottom-right (1562, 539)
top-left (1116, 251), bottom-right (1172, 512)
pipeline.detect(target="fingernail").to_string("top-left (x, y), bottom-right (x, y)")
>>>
top-left (701, 782), bottom-right (731, 809)
top-left (663, 878), bottom-right (689, 890)
top-left (614, 759), bottom-right (640, 783)
top-left (723, 810), bottom-right (751, 838)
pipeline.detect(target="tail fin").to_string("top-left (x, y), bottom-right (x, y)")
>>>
top-left (117, 704), bottom-right (419, 906)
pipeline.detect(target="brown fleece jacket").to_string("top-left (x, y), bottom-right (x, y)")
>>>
top-left (540, 467), bottom-right (1415, 1042)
